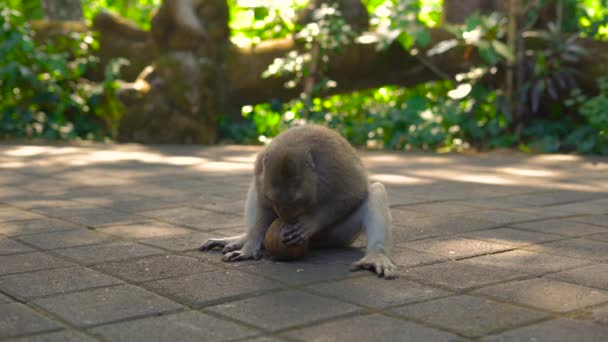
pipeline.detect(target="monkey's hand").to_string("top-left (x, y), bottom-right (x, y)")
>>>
top-left (281, 216), bottom-right (320, 246)
top-left (222, 243), bottom-right (261, 262)
top-left (351, 252), bottom-right (398, 279)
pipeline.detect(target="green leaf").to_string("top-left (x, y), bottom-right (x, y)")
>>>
top-left (491, 40), bottom-right (514, 62)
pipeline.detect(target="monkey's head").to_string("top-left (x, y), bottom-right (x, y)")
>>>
top-left (260, 148), bottom-right (317, 222)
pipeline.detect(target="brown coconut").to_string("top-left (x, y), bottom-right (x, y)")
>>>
top-left (263, 218), bottom-right (309, 260)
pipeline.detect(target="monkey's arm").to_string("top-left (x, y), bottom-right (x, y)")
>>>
top-left (223, 180), bottom-right (277, 262)
top-left (350, 182), bottom-right (397, 279)
top-left (281, 195), bottom-right (361, 246)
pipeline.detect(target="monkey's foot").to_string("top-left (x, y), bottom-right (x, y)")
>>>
top-left (199, 236), bottom-right (245, 252)
top-left (222, 249), bottom-right (260, 262)
top-left (350, 252), bottom-right (398, 279)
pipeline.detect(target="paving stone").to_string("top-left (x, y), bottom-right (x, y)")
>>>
top-left (9, 329), bottom-right (98, 342)
top-left (382, 247), bottom-right (447, 268)
top-left (53, 241), bottom-right (164, 265)
top-left (0, 292), bottom-right (13, 303)
top-left (569, 215), bottom-right (608, 228)
top-left (0, 219), bottom-right (81, 237)
top-left (482, 318), bottom-right (608, 342)
top-left (0, 208), bottom-right (46, 223)
top-left (402, 261), bottom-right (527, 291)
top-left (513, 219), bottom-right (608, 237)
top-left (524, 238), bottom-right (608, 261)
top-left (97, 222), bottom-right (194, 240)
top-left (459, 209), bottom-right (544, 225)
top-left (393, 215), bottom-right (500, 242)
top-left (144, 269), bottom-right (280, 307)
top-left (141, 231), bottom-right (227, 252)
top-left (548, 200), bottom-right (608, 215)
top-left (460, 227), bottom-right (565, 247)
top-left (577, 305), bottom-right (608, 325)
top-left (0, 252), bottom-right (73, 276)
top-left (301, 248), bottom-right (366, 266)
top-left (89, 311), bottom-right (256, 342)
top-left (140, 207), bottom-right (242, 231)
top-left (32, 285), bottom-right (183, 328)
top-left (80, 197), bottom-right (179, 213)
top-left (94, 255), bottom-right (215, 283)
top-left (499, 190), bottom-right (606, 207)
top-left (464, 250), bottom-right (592, 275)
top-left (545, 263), bottom-right (608, 290)
top-left (395, 202), bottom-right (480, 217)
top-left (0, 303), bottom-right (62, 338)
top-left (33, 206), bottom-right (145, 228)
top-left (586, 232), bottom-right (608, 242)
top-left (391, 295), bottom-right (548, 337)
top-left (0, 266), bottom-right (123, 300)
top-left (473, 278), bottom-right (608, 313)
top-left (405, 236), bottom-right (512, 259)
top-left (243, 261), bottom-right (361, 285)
top-left (284, 313), bottom-right (459, 342)
top-left (0, 237), bottom-right (34, 255)
top-left (194, 198), bottom-right (247, 215)
top-left (307, 276), bottom-right (449, 308)
top-left (207, 290), bottom-right (359, 332)
top-left (17, 229), bottom-right (113, 250)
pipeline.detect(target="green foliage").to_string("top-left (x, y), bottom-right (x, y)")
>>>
top-left (81, 0), bottom-right (161, 29)
top-left (228, 0), bottom-right (305, 46)
top-left (263, 3), bottom-right (355, 96)
top-left (0, 6), bottom-right (124, 141)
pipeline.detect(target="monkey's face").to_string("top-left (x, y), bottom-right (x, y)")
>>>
top-left (261, 151), bottom-right (317, 222)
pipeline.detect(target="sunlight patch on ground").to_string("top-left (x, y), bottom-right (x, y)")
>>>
top-left (370, 173), bottom-right (433, 185)
top-left (499, 167), bottom-right (558, 178)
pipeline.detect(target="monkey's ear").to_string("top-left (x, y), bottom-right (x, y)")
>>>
top-left (306, 151), bottom-right (315, 169)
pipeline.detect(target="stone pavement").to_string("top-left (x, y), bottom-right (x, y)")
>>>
top-left (0, 143), bottom-right (607, 341)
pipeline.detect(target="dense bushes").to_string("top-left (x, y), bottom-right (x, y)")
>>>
top-left (0, 5), bottom-right (123, 140)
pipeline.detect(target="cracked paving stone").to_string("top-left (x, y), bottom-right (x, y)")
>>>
top-left (390, 248), bottom-right (448, 268)
top-left (0, 302), bottom-right (63, 339)
top-left (141, 231), bottom-right (227, 252)
top-left (0, 237), bottom-right (34, 255)
top-left (569, 215), bottom-right (608, 228)
top-left (524, 238), bottom-right (608, 261)
top-left (545, 263), bottom-right (608, 290)
top-left (513, 219), bottom-right (608, 237)
top-left (207, 290), bottom-right (359, 332)
top-left (53, 241), bottom-right (164, 265)
top-left (307, 276), bottom-right (449, 308)
top-left (473, 278), bottom-right (608, 313)
top-left (402, 261), bottom-right (527, 291)
top-left (242, 261), bottom-right (360, 285)
top-left (144, 269), bottom-right (280, 307)
top-left (97, 222), bottom-right (194, 240)
top-left (482, 318), bottom-right (608, 342)
top-left (464, 249), bottom-right (592, 275)
top-left (94, 254), bottom-right (215, 283)
top-left (140, 207), bottom-right (242, 231)
top-left (391, 295), bottom-right (548, 338)
top-left (576, 305), bottom-right (608, 325)
top-left (283, 313), bottom-right (459, 342)
top-left (0, 266), bottom-right (123, 300)
top-left (89, 310), bottom-right (257, 342)
top-left (0, 208), bottom-right (46, 223)
top-left (404, 236), bottom-right (512, 259)
top-left (0, 292), bottom-right (13, 304)
top-left (16, 229), bottom-right (113, 250)
top-left (0, 252), bottom-right (74, 276)
top-left (0, 219), bottom-right (81, 237)
top-left (32, 206), bottom-right (145, 228)
top-left (9, 330), bottom-right (98, 342)
top-left (32, 285), bottom-right (183, 328)
top-left (460, 227), bottom-right (565, 247)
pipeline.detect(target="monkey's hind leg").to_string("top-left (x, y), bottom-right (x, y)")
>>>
top-left (350, 182), bottom-right (398, 279)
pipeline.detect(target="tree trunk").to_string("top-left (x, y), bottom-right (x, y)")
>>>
top-left (40, 0), bottom-right (84, 21)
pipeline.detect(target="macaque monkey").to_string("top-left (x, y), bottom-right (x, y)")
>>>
top-left (200, 125), bottom-right (397, 279)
